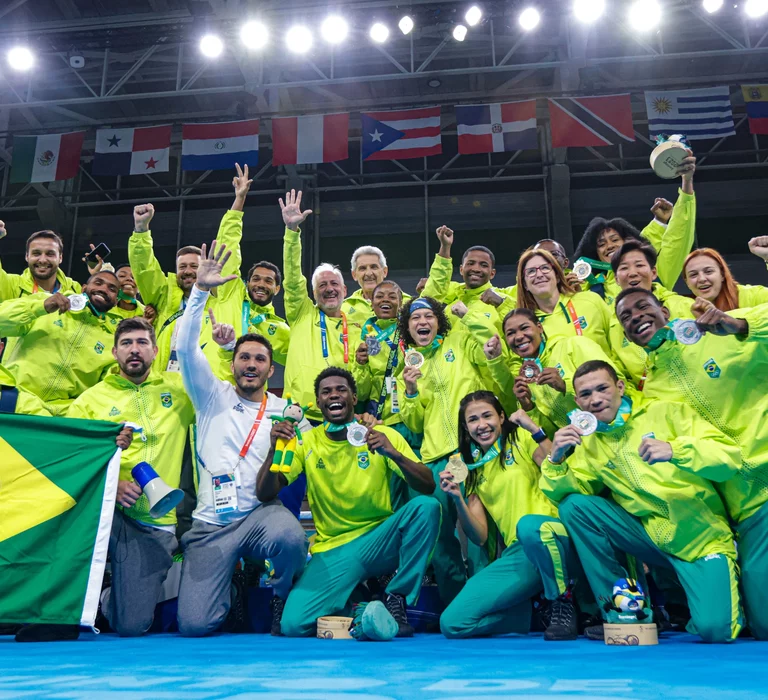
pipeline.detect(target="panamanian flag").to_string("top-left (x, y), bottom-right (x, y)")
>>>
top-left (93, 125), bottom-right (171, 176)
top-left (455, 100), bottom-right (538, 154)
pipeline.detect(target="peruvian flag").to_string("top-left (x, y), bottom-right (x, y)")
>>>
top-left (272, 113), bottom-right (349, 166)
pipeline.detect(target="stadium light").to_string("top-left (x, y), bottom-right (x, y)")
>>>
top-left (453, 24), bottom-right (468, 41)
top-left (240, 21), bottom-right (269, 50)
top-left (199, 34), bottom-right (224, 58)
top-left (465, 5), bottom-right (483, 26)
top-left (745, 0), bottom-right (768, 18)
top-left (628, 0), bottom-right (661, 31)
top-left (286, 25), bottom-right (313, 53)
top-left (573, 0), bottom-right (606, 23)
top-left (7, 46), bottom-right (34, 71)
top-left (519, 7), bottom-right (541, 30)
top-left (399, 15), bottom-right (415, 34)
top-left (702, 0), bottom-right (723, 12)
top-left (370, 22), bottom-right (390, 43)
top-left (321, 16), bottom-right (349, 44)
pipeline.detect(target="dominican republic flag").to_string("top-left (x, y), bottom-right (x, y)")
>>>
top-left (742, 85), bottom-right (768, 135)
top-left (272, 113), bottom-right (349, 166)
top-left (645, 87), bottom-right (735, 141)
top-left (93, 125), bottom-right (171, 176)
top-left (548, 94), bottom-right (635, 148)
top-left (181, 120), bottom-right (259, 171)
top-left (361, 106), bottom-right (442, 161)
top-left (10, 132), bottom-right (84, 183)
top-left (455, 100), bottom-right (537, 154)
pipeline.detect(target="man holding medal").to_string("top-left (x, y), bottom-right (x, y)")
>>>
top-left (541, 360), bottom-right (744, 643)
top-left (258, 367), bottom-right (438, 638)
top-left (616, 287), bottom-right (768, 638)
top-left (173, 241), bottom-right (308, 637)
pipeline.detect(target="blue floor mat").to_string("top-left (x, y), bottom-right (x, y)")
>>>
top-left (1, 632), bottom-right (766, 699)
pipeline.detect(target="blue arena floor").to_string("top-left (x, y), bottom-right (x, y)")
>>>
top-left (1, 633), bottom-right (766, 700)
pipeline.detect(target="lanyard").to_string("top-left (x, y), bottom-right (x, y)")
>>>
top-left (561, 299), bottom-right (583, 336)
top-left (320, 311), bottom-right (349, 364)
top-left (158, 299), bottom-right (187, 337)
top-left (364, 319), bottom-right (397, 344)
top-left (373, 330), bottom-right (401, 419)
top-left (31, 279), bottom-right (60, 295)
top-left (238, 399), bottom-right (268, 459)
top-left (242, 300), bottom-right (266, 335)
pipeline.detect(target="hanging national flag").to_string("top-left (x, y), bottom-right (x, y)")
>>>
top-left (742, 85), bottom-right (768, 135)
top-left (548, 94), bottom-right (635, 148)
top-left (181, 119), bottom-right (260, 172)
top-left (10, 132), bottom-right (85, 184)
top-left (93, 125), bottom-right (172, 176)
top-left (361, 106), bottom-right (442, 161)
top-left (455, 100), bottom-right (538, 154)
top-left (644, 86), bottom-right (735, 141)
top-left (272, 113), bottom-right (349, 166)
top-left (0, 414), bottom-right (120, 626)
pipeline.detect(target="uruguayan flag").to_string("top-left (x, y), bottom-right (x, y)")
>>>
top-left (644, 86), bottom-right (735, 141)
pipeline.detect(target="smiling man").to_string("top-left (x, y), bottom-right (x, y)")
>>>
top-left (257, 367), bottom-right (438, 638)
top-left (343, 245), bottom-right (390, 319)
top-left (541, 359), bottom-right (743, 643)
top-left (0, 270), bottom-right (121, 415)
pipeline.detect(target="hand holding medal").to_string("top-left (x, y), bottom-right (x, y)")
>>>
top-left (691, 298), bottom-right (748, 337)
top-left (67, 293), bottom-right (88, 312)
top-left (573, 259), bottom-right (592, 282)
top-left (649, 135), bottom-right (692, 180)
top-left (346, 422), bottom-right (369, 447)
top-left (569, 410), bottom-right (598, 436)
top-left (520, 359), bottom-right (540, 383)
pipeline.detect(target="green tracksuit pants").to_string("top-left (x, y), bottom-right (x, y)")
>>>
top-left (280, 495), bottom-right (440, 637)
top-left (440, 515), bottom-right (574, 638)
top-left (736, 500), bottom-right (768, 640)
top-left (559, 494), bottom-right (742, 643)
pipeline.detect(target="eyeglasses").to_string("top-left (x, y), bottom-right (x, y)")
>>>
top-left (523, 263), bottom-right (553, 279)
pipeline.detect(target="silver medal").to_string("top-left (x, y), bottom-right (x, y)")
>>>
top-left (570, 410), bottom-right (598, 436)
top-left (67, 293), bottom-right (87, 312)
top-left (573, 260), bottom-right (592, 281)
top-left (365, 335), bottom-right (382, 356)
top-left (673, 319), bottom-right (702, 345)
top-left (347, 423), bottom-right (369, 447)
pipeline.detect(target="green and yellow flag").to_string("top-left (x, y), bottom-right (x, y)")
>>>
top-left (0, 414), bottom-right (120, 626)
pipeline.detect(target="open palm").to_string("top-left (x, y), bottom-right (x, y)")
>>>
top-left (279, 189), bottom-right (313, 231)
top-left (197, 241), bottom-right (239, 289)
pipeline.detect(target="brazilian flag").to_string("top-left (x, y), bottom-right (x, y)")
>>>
top-left (0, 414), bottom-right (120, 626)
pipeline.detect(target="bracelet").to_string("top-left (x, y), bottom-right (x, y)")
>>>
top-left (404, 391), bottom-right (419, 399)
top-left (547, 453), bottom-right (565, 466)
top-left (531, 428), bottom-right (547, 444)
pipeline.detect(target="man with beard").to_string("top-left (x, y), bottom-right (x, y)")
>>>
top-left (279, 190), bottom-right (368, 424)
top-left (174, 241), bottom-right (308, 636)
top-left (258, 367), bottom-right (438, 638)
top-left (127, 165), bottom-right (249, 372)
top-left (0, 271), bottom-right (121, 415)
top-left (111, 264), bottom-right (145, 319)
top-left (68, 317), bottom-right (193, 636)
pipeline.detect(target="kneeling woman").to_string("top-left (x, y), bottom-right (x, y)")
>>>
top-left (439, 391), bottom-right (579, 641)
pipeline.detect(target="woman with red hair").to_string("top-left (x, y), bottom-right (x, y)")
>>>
top-left (683, 248), bottom-right (768, 311)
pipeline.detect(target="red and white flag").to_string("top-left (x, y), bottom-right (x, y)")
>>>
top-left (361, 106), bottom-right (442, 160)
top-left (272, 113), bottom-right (349, 166)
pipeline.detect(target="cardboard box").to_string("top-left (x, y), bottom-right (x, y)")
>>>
top-left (317, 616), bottom-right (353, 640)
top-left (604, 623), bottom-right (658, 646)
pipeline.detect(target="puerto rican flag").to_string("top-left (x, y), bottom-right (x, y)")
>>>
top-left (93, 125), bottom-right (171, 176)
top-left (181, 120), bottom-right (259, 171)
top-left (455, 100), bottom-right (538, 154)
top-left (361, 106), bottom-right (442, 161)
top-left (272, 113), bottom-right (349, 166)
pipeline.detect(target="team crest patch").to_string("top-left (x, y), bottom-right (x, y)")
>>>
top-left (94, 341), bottom-right (105, 354)
top-left (110, 318), bottom-right (117, 325)
top-left (578, 316), bottom-right (588, 329)
top-left (504, 448), bottom-right (515, 466)
top-left (477, 474), bottom-right (487, 486)
top-left (622, 337), bottom-right (629, 347)
top-left (54, 319), bottom-right (64, 328)
top-left (555, 363), bottom-right (564, 378)
top-left (233, 403), bottom-right (244, 413)
top-left (161, 392), bottom-right (173, 408)
top-left (109, 406), bottom-right (121, 417)
top-left (357, 452), bottom-right (370, 470)
top-left (316, 458), bottom-right (326, 470)
top-left (703, 358), bottom-right (721, 379)
top-left (268, 324), bottom-right (276, 336)
top-left (444, 349), bottom-right (456, 363)
top-left (607, 460), bottom-right (617, 470)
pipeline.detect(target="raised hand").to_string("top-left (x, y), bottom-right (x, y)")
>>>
top-left (209, 308), bottom-right (236, 347)
top-left (195, 241), bottom-right (239, 291)
top-left (435, 225), bottom-right (454, 257)
top-left (233, 163), bottom-right (253, 200)
top-left (133, 203), bottom-right (155, 233)
top-left (279, 190), bottom-right (313, 232)
top-left (415, 277), bottom-right (429, 295)
top-left (508, 408), bottom-right (540, 434)
top-left (83, 243), bottom-right (104, 273)
top-left (480, 289), bottom-right (504, 308)
top-left (451, 301), bottom-right (468, 318)
top-left (650, 197), bottom-right (674, 225)
top-left (483, 334), bottom-right (502, 360)
top-left (43, 293), bottom-right (71, 314)
top-left (692, 297), bottom-right (747, 336)
top-left (748, 236), bottom-right (768, 262)
top-left (677, 151), bottom-right (696, 194)
top-left (143, 304), bottom-right (157, 323)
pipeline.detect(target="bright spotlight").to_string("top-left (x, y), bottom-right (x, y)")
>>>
top-left (7, 46), bottom-right (34, 72)
top-left (399, 15), bottom-right (415, 34)
top-left (370, 22), bottom-right (390, 43)
top-left (199, 34), bottom-right (224, 58)
top-left (286, 25), bottom-right (313, 53)
top-left (465, 5), bottom-right (483, 25)
top-left (702, 0), bottom-right (723, 12)
top-left (453, 24), bottom-right (468, 41)
top-left (519, 7), bottom-right (541, 30)
top-left (573, 0), bottom-right (606, 23)
top-left (241, 21), bottom-right (269, 50)
top-left (321, 16), bottom-right (348, 44)
top-left (745, 0), bottom-right (768, 17)
top-left (628, 0), bottom-right (661, 31)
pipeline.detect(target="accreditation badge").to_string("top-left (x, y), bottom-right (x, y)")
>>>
top-left (212, 473), bottom-right (238, 514)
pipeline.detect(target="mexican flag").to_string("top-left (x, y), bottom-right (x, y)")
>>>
top-left (0, 414), bottom-right (120, 626)
top-left (10, 131), bottom-right (85, 183)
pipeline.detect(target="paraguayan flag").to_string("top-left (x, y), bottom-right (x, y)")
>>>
top-left (644, 86), bottom-right (735, 141)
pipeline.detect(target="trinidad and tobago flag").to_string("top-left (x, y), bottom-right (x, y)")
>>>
top-left (548, 94), bottom-right (635, 148)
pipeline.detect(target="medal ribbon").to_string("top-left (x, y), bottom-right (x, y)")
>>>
top-left (561, 299), bottom-right (584, 336)
top-left (238, 399), bottom-right (268, 459)
top-left (32, 279), bottom-right (61, 295)
top-left (242, 300), bottom-right (267, 335)
top-left (320, 311), bottom-right (349, 364)
top-left (595, 396), bottom-right (633, 433)
top-left (363, 318), bottom-right (397, 344)
top-left (576, 256), bottom-right (610, 285)
top-left (643, 324), bottom-right (677, 353)
top-left (466, 438), bottom-right (504, 470)
top-left (323, 420), bottom-right (355, 433)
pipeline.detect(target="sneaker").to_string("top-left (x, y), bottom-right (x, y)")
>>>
top-left (583, 622), bottom-right (605, 641)
top-left (544, 593), bottom-right (578, 641)
top-left (222, 569), bottom-right (248, 633)
top-left (270, 596), bottom-right (285, 637)
top-left (15, 624), bottom-right (80, 643)
top-left (384, 593), bottom-right (414, 638)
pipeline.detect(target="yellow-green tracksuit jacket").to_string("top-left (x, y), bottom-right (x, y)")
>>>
top-left (0, 265), bottom-right (81, 303)
top-left (0, 364), bottom-right (52, 416)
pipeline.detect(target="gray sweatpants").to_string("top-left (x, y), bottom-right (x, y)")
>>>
top-left (176, 501), bottom-right (307, 637)
top-left (107, 510), bottom-right (177, 637)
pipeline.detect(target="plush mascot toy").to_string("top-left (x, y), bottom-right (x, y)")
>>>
top-left (269, 394), bottom-right (312, 473)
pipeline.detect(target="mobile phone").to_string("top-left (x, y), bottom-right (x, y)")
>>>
top-left (85, 242), bottom-right (111, 264)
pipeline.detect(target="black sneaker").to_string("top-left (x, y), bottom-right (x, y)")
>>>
top-left (222, 569), bottom-right (248, 633)
top-left (384, 593), bottom-right (414, 638)
top-left (15, 624), bottom-right (80, 642)
top-left (583, 622), bottom-right (605, 641)
top-left (544, 593), bottom-right (578, 641)
top-left (270, 596), bottom-right (285, 637)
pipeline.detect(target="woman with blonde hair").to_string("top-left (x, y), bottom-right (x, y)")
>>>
top-left (683, 248), bottom-right (768, 311)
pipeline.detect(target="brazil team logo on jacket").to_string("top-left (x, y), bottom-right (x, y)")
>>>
top-left (161, 392), bottom-right (173, 408)
top-left (109, 406), bottom-right (121, 417)
top-left (268, 324), bottom-right (276, 336)
top-left (578, 316), bottom-right (588, 329)
top-left (94, 341), bottom-right (105, 355)
top-left (54, 319), bottom-right (64, 328)
top-left (703, 358), bottom-right (721, 379)
top-left (554, 363), bottom-right (564, 378)
top-left (504, 448), bottom-right (515, 466)
top-left (444, 349), bottom-right (455, 363)
top-left (357, 451), bottom-right (370, 470)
